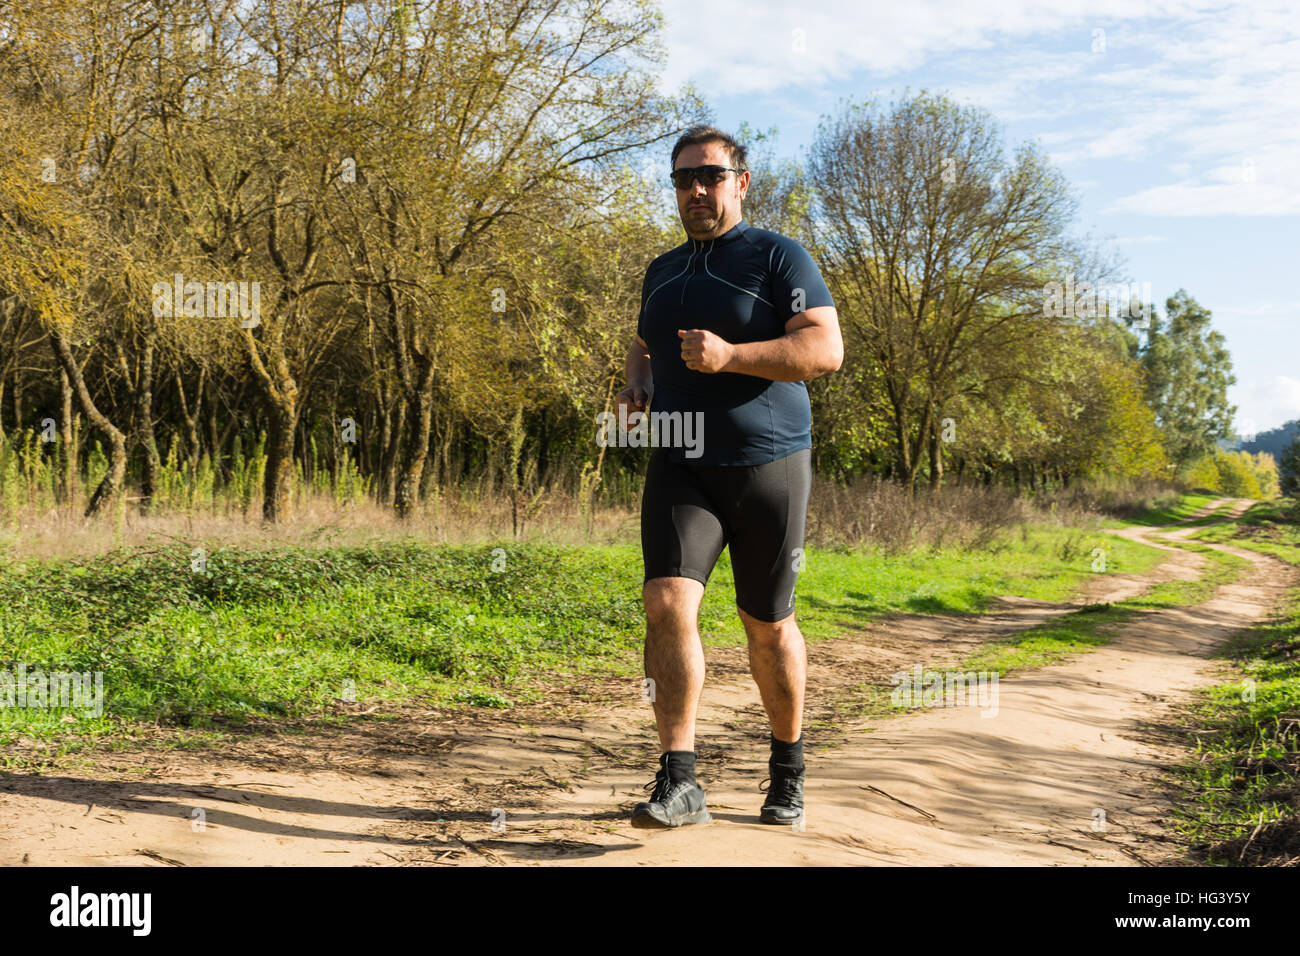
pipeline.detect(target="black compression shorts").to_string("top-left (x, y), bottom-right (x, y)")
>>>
top-left (641, 446), bottom-right (812, 622)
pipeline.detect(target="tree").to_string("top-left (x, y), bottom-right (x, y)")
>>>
top-left (807, 92), bottom-right (1091, 492)
top-left (1279, 434), bottom-right (1300, 498)
top-left (1139, 289), bottom-right (1236, 471)
top-left (734, 123), bottom-right (814, 243)
top-left (1215, 451), bottom-right (1263, 498)
top-left (321, 0), bottom-right (697, 518)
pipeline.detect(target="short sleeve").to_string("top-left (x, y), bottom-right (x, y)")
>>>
top-left (768, 238), bottom-right (834, 322)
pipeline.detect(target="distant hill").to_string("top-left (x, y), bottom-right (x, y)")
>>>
top-left (1224, 418), bottom-right (1300, 457)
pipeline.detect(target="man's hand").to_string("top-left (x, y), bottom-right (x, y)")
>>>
top-left (615, 383), bottom-right (653, 430)
top-left (677, 328), bottom-right (734, 374)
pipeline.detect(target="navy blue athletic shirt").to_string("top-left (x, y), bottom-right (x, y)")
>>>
top-left (636, 218), bottom-right (835, 466)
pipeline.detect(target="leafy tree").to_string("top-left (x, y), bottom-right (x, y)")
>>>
top-left (1215, 451), bottom-right (1263, 498)
top-left (1140, 290), bottom-right (1236, 470)
top-left (734, 123), bottom-right (814, 243)
top-left (807, 92), bottom-right (1089, 492)
top-left (1279, 434), bottom-right (1300, 498)
top-left (1188, 449), bottom-right (1266, 498)
top-left (1186, 455), bottom-right (1221, 493)
top-left (1245, 451), bottom-right (1279, 499)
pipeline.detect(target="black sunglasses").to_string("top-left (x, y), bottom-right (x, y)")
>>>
top-left (670, 165), bottom-right (739, 189)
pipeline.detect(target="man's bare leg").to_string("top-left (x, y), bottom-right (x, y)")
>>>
top-left (739, 606), bottom-right (807, 823)
top-left (631, 576), bottom-right (713, 827)
top-left (642, 576), bottom-right (706, 751)
top-left (738, 606), bottom-right (806, 741)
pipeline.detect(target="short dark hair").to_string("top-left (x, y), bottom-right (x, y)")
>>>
top-left (670, 125), bottom-right (748, 173)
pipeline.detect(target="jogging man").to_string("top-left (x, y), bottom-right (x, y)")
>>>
top-left (616, 125), bottom-right (842, 828)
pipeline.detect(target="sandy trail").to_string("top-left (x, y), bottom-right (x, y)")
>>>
top-left (1, 498), bottom-right (1292, 866)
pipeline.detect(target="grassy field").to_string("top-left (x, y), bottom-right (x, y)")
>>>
top-left (0, 515), bottom-right (1163, 765)
top-left (1166, 498), bottom-right (1300, 865)
top-left (1100, 491), bottom-right (1224, 528)
top-left (959, 539), bottom-right (1250, 677)
top-left (6, 486), bottom-right (1288, 862)
top-left (810, 526), bottom-right (1253, 731)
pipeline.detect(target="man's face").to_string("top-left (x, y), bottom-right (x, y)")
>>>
top-left (674, 141), bottom-right (749, 239)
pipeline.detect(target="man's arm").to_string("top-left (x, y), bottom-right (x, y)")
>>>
top-left (678, 307), bottom-right (843, 382)
top-left (627, 334), bottom-right (652, 393)
top-left (616, 335), bottom-right (653, 423)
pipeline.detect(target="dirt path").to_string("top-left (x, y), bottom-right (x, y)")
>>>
top-left (2, 498), bottom-right (1293, 866)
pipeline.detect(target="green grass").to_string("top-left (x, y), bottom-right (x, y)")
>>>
top-left (1115, 492), bottom-right (1225, 528)
top-left (734, 522), bottom-right (1162, 646)
top-left (958, 536), bottom-right (1249, 678)
top-left (0, 520), bottom-right (1163, 758)
top-left (1179, 501), bottom-right (1247, 528)
top-left (0, 540), bottom-right (656, 734)
top-left (806, 512), bottom-right (1253, 732)
top-left (1166, 497), bottom-right (1300, 865)
top-left (1189, 499), bottom-right (1300, 565)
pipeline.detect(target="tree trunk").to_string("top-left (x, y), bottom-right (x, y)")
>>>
top-left (11, 371), bottom-right (21, 434)
top-left (204, 372), bottom-right (235, 485)
top-left (379, 392), bottom-right (407, 506)
top-left (57, 367), bottom-right (75, 504)
top-left (262, 397), bottom-right (298, 522)
top-left (892, 405), bottom-right (913, 492)
top-left (49, 328), bottom-right (127, 517)
top-left (394, 356), bottom-right (435, 519)
top-left (927, 416), bottom-right (943, 491)
top-left (175, 366), bottom-right (205, 485)
top-left (134, 332), bottom-right (160, 512)
top-left (900, 405), bottom-right (933, 496)
top-left (436, 412), bottom-right (454, 487)
top-left (243, 313), bottom-right (301, 523)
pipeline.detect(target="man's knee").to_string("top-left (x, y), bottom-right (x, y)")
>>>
top-left (643, 576), bottom-right (703, 627)
top-left (738, 604), bottom-right (800, 644)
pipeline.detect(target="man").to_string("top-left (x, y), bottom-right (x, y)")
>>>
top-left (616, 125), bottom-right (842, 828)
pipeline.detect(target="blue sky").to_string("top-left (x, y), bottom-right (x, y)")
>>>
top-left (649, 0), bottom-right (1300, 434)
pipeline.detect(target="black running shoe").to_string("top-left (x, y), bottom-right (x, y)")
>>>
top-left (759, 766), bottom-right (804, 824)
top-left (630, 767), bottom-right (711, 828)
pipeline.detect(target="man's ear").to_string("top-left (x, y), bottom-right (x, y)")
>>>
top-left (737, 170), bottom-right (750, 200)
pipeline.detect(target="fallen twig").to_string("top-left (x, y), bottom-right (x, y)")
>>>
top-left (859, 785), bottom-right (938, 822)
top-left (1238, 811), bottom-right (1266, 863)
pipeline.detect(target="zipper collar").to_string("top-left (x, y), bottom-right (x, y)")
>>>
top-left (688, 218), bottom-right (748, 253)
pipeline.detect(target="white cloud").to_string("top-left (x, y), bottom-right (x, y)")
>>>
top-left (1233, 376), bottom-right (1300, 434)
top-left (1107, 180), bottom-right (1300, 216)
top-left (651, 1), bottom-right (1300, 219)
top-left (652, 0), bottom-right (1198, 97)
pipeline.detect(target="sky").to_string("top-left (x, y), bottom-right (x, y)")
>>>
top-left (648, 0), bottom-right (1300, 435)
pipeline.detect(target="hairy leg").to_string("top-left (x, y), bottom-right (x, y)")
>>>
top-left (738, 606), bottom-right (806, 742)
top-left (643, 576), bottom-right (706, 752)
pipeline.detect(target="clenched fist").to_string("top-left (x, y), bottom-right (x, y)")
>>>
top-left (615, 383), bottom-right (653, 430)
top-left (677, 328), bottom-right (734, 374)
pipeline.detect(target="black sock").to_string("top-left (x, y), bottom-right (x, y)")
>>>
top-left (770, 733), bottom-right (804, 774)
top-left (663, 750), bottom-right (697, 784)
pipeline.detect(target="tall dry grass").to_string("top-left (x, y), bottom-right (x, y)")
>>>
top-left (0, 427), bottom-right (1183, 563)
